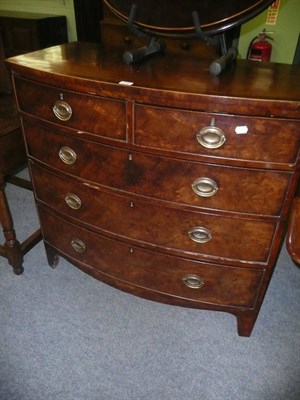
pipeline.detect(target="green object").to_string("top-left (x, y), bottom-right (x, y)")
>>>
top-left (238, 0), bottom-right (300, 64)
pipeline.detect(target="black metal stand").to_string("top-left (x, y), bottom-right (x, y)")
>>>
top-left (122, 5), bottom-right (238, 75)
top-left (123, 4), bottom-right (165, 64)
top-left (209, 46), bottom-right (238, 76)
top-left (123, 36), bottom-right (165, 64)
top-left (192, 11), bottom-right (238, 76)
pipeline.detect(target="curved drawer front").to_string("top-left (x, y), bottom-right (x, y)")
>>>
top-left (39, 206), bottom-right (263, 308)
top-left (134, 104), bottom-right (300, 166)
top-left (31, 165), bottom-right (276, 264)
top-left (15, 77), bottom-right (127, 141)
top-left (24, 120), bottom-right (290, 216)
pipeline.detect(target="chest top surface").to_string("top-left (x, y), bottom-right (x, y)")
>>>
top-left (6, 42), bottom-right (300, 118)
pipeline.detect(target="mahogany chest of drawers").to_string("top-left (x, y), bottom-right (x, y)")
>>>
top-left (6, 42), bottom-right (300, 336)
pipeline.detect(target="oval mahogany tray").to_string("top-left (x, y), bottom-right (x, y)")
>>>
top-left (103, 0), bottom-right (274, 36)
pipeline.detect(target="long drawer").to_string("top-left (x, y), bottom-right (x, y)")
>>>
top-left (134, 104), bottom-right (300, 167)
top-left (15, 77), bottom-right (127, 141)
top-left (39, 206), bottom-right (264, 309)
top-left (32, 164), bottom-right (276, 265)
top-left (24, 120), bottom-right (290, 216)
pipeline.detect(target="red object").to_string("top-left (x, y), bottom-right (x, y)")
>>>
top-left (247, 31), bottom-right (273, 61)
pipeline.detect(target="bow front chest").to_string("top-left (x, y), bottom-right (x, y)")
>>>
top-left (6, 42), bottom-right (300, 336)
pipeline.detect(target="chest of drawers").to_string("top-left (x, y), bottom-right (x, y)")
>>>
top-left (6, 42), bottom-right (300, 336)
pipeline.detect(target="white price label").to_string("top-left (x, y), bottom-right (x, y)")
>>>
top-left (118, 81), bottom-right (134, 86)
top-left (235, 126), bottom-right (249, 135)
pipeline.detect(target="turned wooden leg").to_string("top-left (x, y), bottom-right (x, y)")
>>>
top-left (44, 242), bottom-right (60, 268)
top-left (0, 180), bottom-right (24, 275)
top-left (286, 197), bottom-right (300, 266)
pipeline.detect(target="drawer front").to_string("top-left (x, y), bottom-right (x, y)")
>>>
top-left (15, 77), bottom-right (127, 141)
top-left (39, 206), bottom-right (263, 309)
top-left (31, 165), bottom-right (276, 264)
top-left (24, 120), bottom-right (290, 216)
top-left (134, 104), bottom-right (300, 166)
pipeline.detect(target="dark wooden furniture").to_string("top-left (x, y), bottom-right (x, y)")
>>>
top-left (74, 0), bottom-right (103, 43)
top-left (0, 94), bottom-right (42, 274)
top-left (286, 198), bottom-right (300, 265)
top-left (6, 42), bottom-right (300, 335)
top-left (101, 3), bottom-right (218, 58)
top-left (0, 35), bottom-right (42, 274)
top-left (0, 35), bottom-right (10, 93)
top-left (103, 0), bottom-right (273, 36)
top-left (0, 10), bottom-right (68, 57)
top-left (0, 94), bottom-right (43, 275)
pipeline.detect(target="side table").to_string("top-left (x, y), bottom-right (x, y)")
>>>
top-left (0, 93), bottom-right (42, 274)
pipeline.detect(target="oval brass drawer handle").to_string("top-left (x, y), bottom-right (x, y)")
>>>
top-left (182, 274), bottom-right (205, 289)
top-left (59, 146), bottom-right (77, 165)
top-left (53, 100), bottom-right (73, 121)
top-left (196, 118), bottom-right (226, 149)
top-left (71, 238), bottom-right (86, 253)
top-left (188, 226), bottom-right (212, 243)
top-left (65, 193), bottom-right (82, 210)
top-left (192, 177), bottom-right (218, 198)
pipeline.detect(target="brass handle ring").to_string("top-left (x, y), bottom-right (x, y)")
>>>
top-left (188, 226), bottom-right (212, 243)
top-left (192, 177), bottom-right (218, 198)
top-left (71, 238), bottom-right (86, 253)
top-left (65, 193), bottom-right (82, 210)
top-left (53, 100), bottom-right (72, 121)
top-left (182, 274), bottom-right (205, 289)
top-left (196, 118), bottom-right (226, 149)
top-left (59, 146), bottom-right (77, 165)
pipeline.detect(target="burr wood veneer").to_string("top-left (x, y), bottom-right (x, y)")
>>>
top-left (6, 42), bottom-right (300, 335)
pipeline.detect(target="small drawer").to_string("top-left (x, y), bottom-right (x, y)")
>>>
top-left (15, 77), bottom-right (127, 141)
top-left (134, 104), bottom-right (300, 167)
top-left (31, 165), bottom-right (276, 265)
top-left (39, 206), bottom-right (264, 309)
top-left (25, 121), bottom-right (290, 216)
